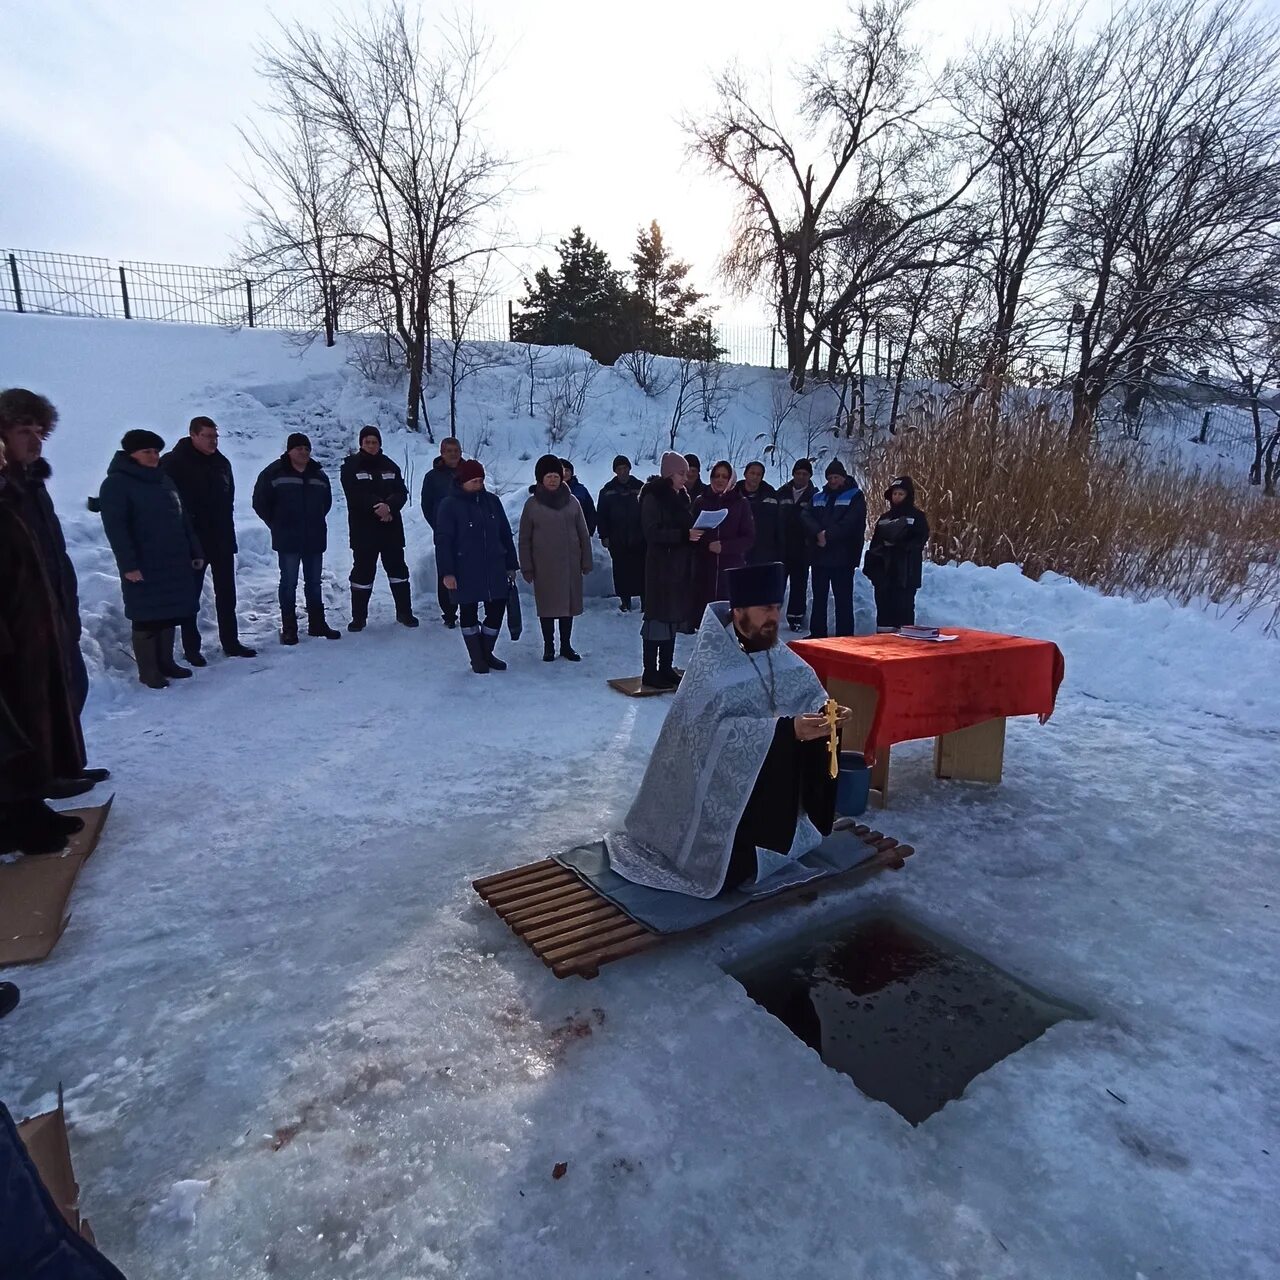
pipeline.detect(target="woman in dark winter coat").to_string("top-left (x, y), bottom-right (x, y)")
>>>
top-left (738, 460), bottom-right (782, 564)
top-left (519, 454), bottom-right (593, 662)
top-left (0, 452), bottom-right (86, 854)
top-left (339, 425), bottom-right (417, 631)
top-left (560, 459), bottom-right (597, 537)
top-left (596, 454), bottom-right (645, 612)
top-left (863, 475), bottom-right (930, 631)
top-left (689, 460), bottom-right (755, 625)
top-left (251, 432), bottom-right (340, 644)
top-left (434, 459), bottom-right (519, 674)
top-left (638, 451), bottom-right (697, 690)
top-left (98, 428), bottom-right (204, 688)
top-left (800, 458), bottom-right (867, 638)
top-left (777, 458), bottom-right (816, 631)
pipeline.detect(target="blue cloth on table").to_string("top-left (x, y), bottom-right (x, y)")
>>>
top-left (553, 830), bottom-right (876, 935)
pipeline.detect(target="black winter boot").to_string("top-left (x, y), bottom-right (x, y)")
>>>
top-left (348, 585), bottom-right (370, 632)
top-left (157, 627), bottom-right (193, 679)
top-left (0, 800), bottom-right (77, 855)
top-left (390, 581), bottom-right (420, 627)
top-left (463, 632), bottom-right (490, 674)
top-left (641, 640), bottom-right (662, 689)
top-left (308, 608), bottom-right (342, 639)
top-left (132, 628), bottom-right (169, 688)
top-left (541, 618), bottom-right (556, 662)
top-left (654, 639), bottom-right (680, 689)
top-left (481, 627), bottom-right (507, 670)
top-left (281, 613), bottom-right (299, 645)
top-left (0, 981), bottom-right (18, 1019)
top-left (559, 617), bottom-right (580, 661)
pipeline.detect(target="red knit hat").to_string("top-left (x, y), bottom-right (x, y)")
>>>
top-left (455, 459), bottom-right (485, 485)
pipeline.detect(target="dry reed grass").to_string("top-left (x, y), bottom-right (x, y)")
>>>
top-left (862, 406), bottom-right (1280, 634)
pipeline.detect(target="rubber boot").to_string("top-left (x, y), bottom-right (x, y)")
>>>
top-left (641, 639), bottom-right (662, 690)
top-left (280, 613), bottom-right (299, 646)
top-left (157, 627), bottom-right (193, 679)
top-left (481, 626), bottom-right (506, 671)
top-left (559, 617), bottom-right (580, 661)
top-left (541, 618), bottom-right (556, 662)
top-left (348, 586), bottom-right (371, 632)
top-left (132, 627), bottom-right (169, 688)
top-left (390, 581), bottom-right (420, 627)
top-left (308, 608), bottom-right (342, 639)
top-left (654, 639), bottom-right (680, 689)
top-left (463, 632), bottom-right (490, 674)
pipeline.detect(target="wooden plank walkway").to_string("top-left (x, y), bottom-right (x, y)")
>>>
top-left (473, 823), bottom-right (915, 980)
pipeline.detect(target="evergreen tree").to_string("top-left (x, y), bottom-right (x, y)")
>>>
top-left (627, 220), bottom-right (720, 359)
top-left (513, 227), bottom-right (630, 364)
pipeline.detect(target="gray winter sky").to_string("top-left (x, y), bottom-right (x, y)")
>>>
top-left (1, 0), bottom-right (1083, 321)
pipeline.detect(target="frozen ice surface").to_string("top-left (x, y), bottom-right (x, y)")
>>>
top-left (0, 315), bottom-right (1276, 1279)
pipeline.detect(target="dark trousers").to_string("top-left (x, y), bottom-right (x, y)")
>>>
top-left (809, 565), bottom-right (856, 638)
top-left (279, 551), bottom-right (324, 615)
top-left (459, 598), bottom-right (507, 634)
top-left (182, 550), bottom-right (240, 654)
top-left (351, 546), bottom-right (411, 592)
top-left (609, 546), bottom-right (646, 607)
top-left (785, 557), bottom-right (809, 622)
top-left (874, 581), bottom-right (917, 629)
top-left (63, 623), bottom-right (89, 713)
top-left (437, 571), bottom-right (456, 622)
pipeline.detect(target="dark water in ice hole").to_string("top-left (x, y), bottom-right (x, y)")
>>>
top-left (730, 914), bottom-right (1087, 1124)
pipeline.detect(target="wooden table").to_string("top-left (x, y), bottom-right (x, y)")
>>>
top-left (791, 629), bottom-right (1065, 806)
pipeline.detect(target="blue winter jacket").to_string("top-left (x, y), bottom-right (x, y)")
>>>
top-left (0, 1101), bottom-right (128, 1279)
top-left (98, 451), bottom-right (202, 623)
top-left (251, 455), bottom-right (332, 555)
top-left (433, 484), bottom-right (519, 605)
top-left (801, 480), bottom-right (868, 570)
top-left (567, 479), bottom-right (597, 537)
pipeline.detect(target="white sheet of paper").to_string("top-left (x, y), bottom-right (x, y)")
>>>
top-left (692, 508), bottom-right (729, 530)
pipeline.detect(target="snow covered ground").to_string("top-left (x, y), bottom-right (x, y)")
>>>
top-left (1, 314), bottom-right (1277, 1279)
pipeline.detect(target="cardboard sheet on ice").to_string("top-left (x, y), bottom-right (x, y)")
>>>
top-left (0, 798), bottom-right (113, 966)
top-left (17, 1088), bottom-right (99, 1245)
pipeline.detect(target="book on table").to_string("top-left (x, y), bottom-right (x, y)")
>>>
top-left (898, 625), bottom-right (958, 643)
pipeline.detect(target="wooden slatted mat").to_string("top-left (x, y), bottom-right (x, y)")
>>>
top-left (473, 823), bottom-right (915, 980)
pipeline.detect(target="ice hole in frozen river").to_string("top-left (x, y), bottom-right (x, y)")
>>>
top-left (728, 913), bottom-right (1088, 1124)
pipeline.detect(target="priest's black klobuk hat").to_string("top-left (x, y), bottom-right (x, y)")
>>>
top-left (726, 561), bottom-right (787, 608)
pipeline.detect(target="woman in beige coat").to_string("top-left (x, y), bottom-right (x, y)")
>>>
top-left (519, 453), bottom-right (593, 661)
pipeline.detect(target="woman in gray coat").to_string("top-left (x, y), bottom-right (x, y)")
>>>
top-left (519, 453), bottom-right (592, 661)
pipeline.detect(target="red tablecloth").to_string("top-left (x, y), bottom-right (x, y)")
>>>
top-left (790, 628), bottom-right (1065, 763)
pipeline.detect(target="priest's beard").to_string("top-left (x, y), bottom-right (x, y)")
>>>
top-left (735, 618), bottom-right (779, 652)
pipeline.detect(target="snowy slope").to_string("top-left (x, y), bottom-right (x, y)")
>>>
top-left (0, 314), bottom-right (1277, 1280)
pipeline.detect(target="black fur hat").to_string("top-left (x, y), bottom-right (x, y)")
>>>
top-left (0, 388), bottom-right (58, 438)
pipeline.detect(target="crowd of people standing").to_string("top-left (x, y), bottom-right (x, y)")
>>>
top-left (0, 384), bottom-right (933, 784)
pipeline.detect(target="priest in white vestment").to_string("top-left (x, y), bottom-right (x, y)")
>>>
top-left (607, 561), bottom-right (852, 898)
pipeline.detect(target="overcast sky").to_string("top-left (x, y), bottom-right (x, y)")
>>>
top-left (2, 0), bottom-right (1064, 321)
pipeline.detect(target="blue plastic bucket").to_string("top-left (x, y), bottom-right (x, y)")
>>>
top-left (835, 751), bottom-right (870, 817)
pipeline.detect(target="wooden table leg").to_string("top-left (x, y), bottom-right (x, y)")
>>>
top-left (933, 717), bottom-right (1006, 784)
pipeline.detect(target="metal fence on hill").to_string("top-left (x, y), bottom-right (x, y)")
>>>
top-left (2, 246), bottom-right (782, 367)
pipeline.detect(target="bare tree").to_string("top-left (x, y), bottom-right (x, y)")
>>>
top-left (238, 97), bottom-right (361, 346)
top-left (688, 0), bottom-right (993, 390)
top-left (954, 11), bottom-right (1113, 417)
top-left (437, 267), bottom-right (507, 441)
top-left (668, 358), bottom-right (700, 449)
top-left (255, 5), bottom-right (512, 431)
top-left (1059, 0), bottom-right (1280, 437)
top-left (619, 349), bottom-right (675, 396)
top-left (697, 355), bottom-right (731, 429)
